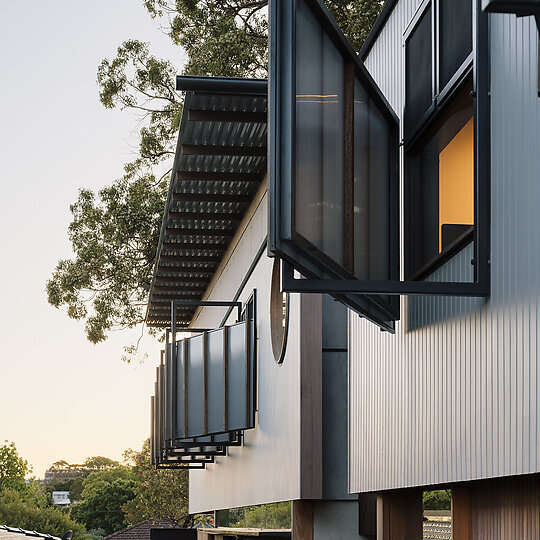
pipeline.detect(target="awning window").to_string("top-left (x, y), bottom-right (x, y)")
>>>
top-left (268, 0), bottom-right (490, 333)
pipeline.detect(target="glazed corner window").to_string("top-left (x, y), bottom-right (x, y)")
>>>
top-left (405, 0), bottom-right (473, 136)
top-left (406, 85), bottom-right (474, 277)
top-left (404, 0), bottom-right (474, 279)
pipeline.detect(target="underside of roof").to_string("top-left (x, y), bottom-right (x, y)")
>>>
top-left (146, 76), bottom-right (268, 328)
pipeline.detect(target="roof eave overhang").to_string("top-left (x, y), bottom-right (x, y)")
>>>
top-left (145, 76), bottom-right (268, 329)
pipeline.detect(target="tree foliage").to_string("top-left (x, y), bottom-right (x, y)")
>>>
top-left (423, 489), bottom-right (452, 511)
top-left (122, 439), bottom-right (190, 527)
top-left (72, 469), bottom-right (137, 535)
top-left (220, 501), bottom-right (291, 529)
top-left (69, 476), bottom-right (85, 503)
top-left (0, 490), bottom-right (88, 540)
top-left (47, 176), bottom-right (167, 343)
top-left (82, 457), bottom-right (121, 471)
top-left (0, 444), bottom-right (88, 539)
top-left (48, 0), bottom-right (384, 345)
top-left (0, 442), bottom-right (30, 494)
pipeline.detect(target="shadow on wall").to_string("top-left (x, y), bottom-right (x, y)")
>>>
top-left (407, 243), bottom-right (486, 331)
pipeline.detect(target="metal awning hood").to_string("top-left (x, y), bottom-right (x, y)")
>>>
top-left (146, 76), bottom-right (268, 328)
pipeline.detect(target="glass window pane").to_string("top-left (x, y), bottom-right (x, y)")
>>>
top-left (353, 80), bottom-right (391, 281)
top-left (295, 0), bottom-right (344, 265)
top-left (405, 6), bottom-right (433, 135)
top-left (439, 0), bottom-right (473, 90)
top-left (406, 84), bottom-right (474, 278)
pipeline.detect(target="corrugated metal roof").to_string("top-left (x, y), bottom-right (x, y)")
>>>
top-left (0, 526), bottom-right (61, 540)
top-left (146, 77), bottom-right (267, 328)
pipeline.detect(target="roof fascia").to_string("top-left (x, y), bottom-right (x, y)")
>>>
top-left (176, 75), bottom-right (267, 95)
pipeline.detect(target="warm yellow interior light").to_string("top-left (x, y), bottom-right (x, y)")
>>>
top-left (438, 117), bottom-right (474, 252)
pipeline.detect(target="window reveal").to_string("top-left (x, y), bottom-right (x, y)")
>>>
top-left (406, 85), bottom-right (474, 278)
top-left (405, 0), bottom-right (475, 279)
top-left (438, 117), bottom-right (474, 252)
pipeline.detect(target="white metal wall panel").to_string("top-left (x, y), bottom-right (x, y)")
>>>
top-left (189, 191), bottom-right (304, 512)
top-left (349, 6), bottom-right (540, 493)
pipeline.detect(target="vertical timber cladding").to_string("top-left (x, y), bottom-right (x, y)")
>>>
top-left (349, 1), bottom-right (540, 493)
top-left (299, 293), bottom-right (323, 499)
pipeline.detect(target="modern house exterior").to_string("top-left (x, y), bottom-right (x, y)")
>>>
top-left (146, 0), bottom-right (540, 538)
top-left (51, 491), bottom-right (70, 507)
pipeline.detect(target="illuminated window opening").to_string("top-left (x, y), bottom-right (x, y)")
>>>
top-left (438, 117), bottom-right (474, 252)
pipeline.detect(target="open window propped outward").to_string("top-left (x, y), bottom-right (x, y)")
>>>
top-left (268, 0), bottom-right (490, 332)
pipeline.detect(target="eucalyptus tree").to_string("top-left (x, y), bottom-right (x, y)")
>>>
top-left (47, 0), bottom-right (383, 348)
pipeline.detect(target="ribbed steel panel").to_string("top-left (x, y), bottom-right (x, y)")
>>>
top-left (349, 7), bottom-right (540, 493)
top-left (146, 86), bottom-right (267, 327)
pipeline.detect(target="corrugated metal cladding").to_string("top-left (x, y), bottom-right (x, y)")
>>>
top-left (349, 5), bottom-right (540, 493)
top-left (146, 84), bottom-right (267, 328)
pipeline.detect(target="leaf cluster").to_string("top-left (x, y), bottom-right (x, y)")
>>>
top-left (0, 442), bottom-right (31, 494)
top-left (422, 489), bottom-right (452, 511)
top-left (222, 501), bottom-right (291, 529)
top-left (0, 490), bottom-right (88, 540)
top-left (47, 173), bottom-right (167, 343)
top-left (122, 439), bottom-right (190, 527)
top-left (71, 469), bottom-right (137, 535)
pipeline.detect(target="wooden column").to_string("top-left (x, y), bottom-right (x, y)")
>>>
top-left (377, 490), bottom-right (422, 540)
top-left (452, 485), bottom-right (472, 540)
top-left (292, 500), bottom-right (314, 540)
top-left (299, 294), bottom-right (323, 499)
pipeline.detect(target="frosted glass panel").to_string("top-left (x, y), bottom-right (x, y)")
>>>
top-left (295, 0), bottom-right (344, 265)
top-left (353, 80), bottom-right (391, 281)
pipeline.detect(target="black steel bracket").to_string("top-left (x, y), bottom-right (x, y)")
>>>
top-left (282, 261), bottom-right (490, 297)
top-left (170, 299), bottom-right (243, 336)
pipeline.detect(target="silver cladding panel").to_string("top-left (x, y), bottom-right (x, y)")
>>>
top-left (349, 5), bottom-right (540, 492)
top-left (188, 191), bottom-right (304, 512)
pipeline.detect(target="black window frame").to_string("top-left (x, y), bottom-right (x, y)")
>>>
top-left (268, 0), bottom-right (490, 333)
top-left (269, 0), bottom-right (401, 332)
top-left (482, 0), bottom-right (540, 16)
top-left (404, 0), bottom-right (478, 280)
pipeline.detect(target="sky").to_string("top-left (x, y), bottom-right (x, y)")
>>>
top-left (0, 1), bottom-right (187, 478)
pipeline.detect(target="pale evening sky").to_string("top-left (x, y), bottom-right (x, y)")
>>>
top-left (0, 1), bottom-right (187, 477)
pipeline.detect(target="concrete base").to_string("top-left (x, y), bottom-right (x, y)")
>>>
top-left (313, 500), bottom-right (372, 540)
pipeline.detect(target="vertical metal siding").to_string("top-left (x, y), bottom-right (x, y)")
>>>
top-left (349, 6), bottom-right (540, 493)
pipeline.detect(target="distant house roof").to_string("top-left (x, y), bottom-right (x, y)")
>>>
top-left (101, 520), bottom-right (181, 540)
top-left (0, 526), bottom-right (61, 540)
